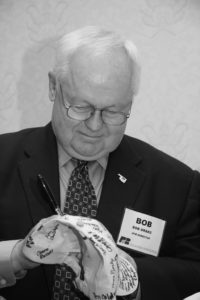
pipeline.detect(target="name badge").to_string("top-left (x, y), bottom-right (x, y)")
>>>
top-left (117, 208), bottom-right (166, 256)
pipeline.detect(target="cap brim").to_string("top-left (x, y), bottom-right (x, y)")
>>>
top-left (117, 255), bottom-right (139, 296)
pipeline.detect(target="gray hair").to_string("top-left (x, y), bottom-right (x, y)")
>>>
top-left (53, 26), bottom-right (141, 95)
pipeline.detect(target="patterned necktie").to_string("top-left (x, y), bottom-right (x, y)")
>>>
top-left (52, 159), bottom-right (98, 300)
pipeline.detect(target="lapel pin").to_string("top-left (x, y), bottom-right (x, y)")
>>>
top-left (118, 173), bottom-right (127, 183)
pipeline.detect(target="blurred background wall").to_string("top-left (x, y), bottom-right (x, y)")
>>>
top-left (0, 0), bottom-right (200, 169)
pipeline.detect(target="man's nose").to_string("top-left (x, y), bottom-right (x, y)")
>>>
top-left (85, 110), bottom-right (103, 131)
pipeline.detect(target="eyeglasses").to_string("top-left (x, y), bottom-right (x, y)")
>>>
top-left (59, 84), bottom-right (131, 126)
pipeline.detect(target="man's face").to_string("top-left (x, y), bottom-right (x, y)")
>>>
top-left (50, 48), bottom-right (133, 161)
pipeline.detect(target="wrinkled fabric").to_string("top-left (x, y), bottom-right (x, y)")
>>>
top-left (23, 215), bottom-right (138, 300)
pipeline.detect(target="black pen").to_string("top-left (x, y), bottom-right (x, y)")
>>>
top-left (37, 174), bottom-right (64, 216)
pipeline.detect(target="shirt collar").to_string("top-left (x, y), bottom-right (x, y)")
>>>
top-left (57, 143), bottom-right (108, 170)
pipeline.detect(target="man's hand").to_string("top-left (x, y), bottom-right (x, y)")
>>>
top-left (10, 216), bottom-right (59, 275)
top-left (11, 239), bottom-right (40, 276)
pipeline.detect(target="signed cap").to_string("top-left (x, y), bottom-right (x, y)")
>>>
top-left (23, 215), bottom-right (138, 300)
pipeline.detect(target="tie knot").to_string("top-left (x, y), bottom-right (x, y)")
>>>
top-left (72, 158), bottom-right (88, 167)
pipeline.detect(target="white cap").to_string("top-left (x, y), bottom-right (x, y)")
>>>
top-left (23, 215), bottom-right (139, 299)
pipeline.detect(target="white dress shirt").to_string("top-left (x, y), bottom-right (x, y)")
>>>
top-left (58, 143), bottom-right (108, 210)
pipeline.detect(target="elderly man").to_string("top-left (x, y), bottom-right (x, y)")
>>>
top-left (0, 26), bottom-right (200, 300)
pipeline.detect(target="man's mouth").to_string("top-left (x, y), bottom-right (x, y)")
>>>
top-left (80, 132), bottom-right (102, 140)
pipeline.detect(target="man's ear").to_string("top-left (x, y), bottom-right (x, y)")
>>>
top-left (48, 72), bottom-right (57, 101)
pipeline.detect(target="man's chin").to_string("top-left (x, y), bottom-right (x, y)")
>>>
top-left (71, 144), bottom-right (105, 161)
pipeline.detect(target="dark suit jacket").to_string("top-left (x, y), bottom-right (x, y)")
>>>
top-left (0, 123), bottom-right (200, 300)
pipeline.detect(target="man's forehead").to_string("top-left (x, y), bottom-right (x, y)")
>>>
top-left (68, 47), bottom-right (132, 91)
top-left (71, 47), bottom-right (131, 78)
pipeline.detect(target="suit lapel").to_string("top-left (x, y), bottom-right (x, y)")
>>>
top-left (18, 123), bottom-right (60, 225)
top-left (97, 136), bottom-right (146, 241)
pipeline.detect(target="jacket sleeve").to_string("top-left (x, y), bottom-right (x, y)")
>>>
top-left (134, 170), bottom-right (200, 300)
